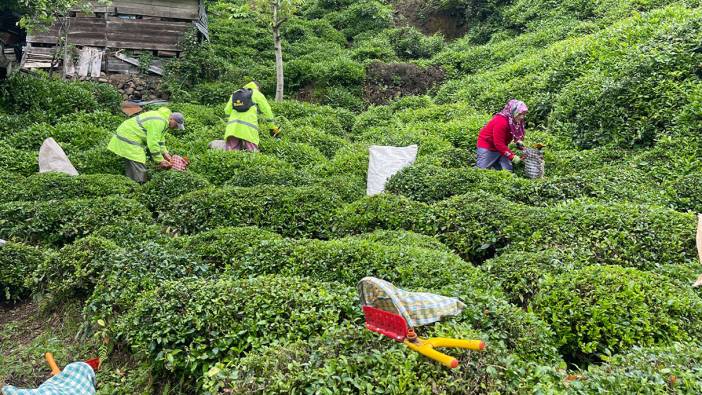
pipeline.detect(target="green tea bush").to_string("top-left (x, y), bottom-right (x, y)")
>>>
top-left (232, 238), bottom-right (495, 293)
top-left (0, 242), bottom-right (48, 302)
top-left (549, 9), bottom-right (702, 148)
top-left (56, 110), bottom-right (125, 131)
top-left (0, 173), bottom-right (137, 204)
top-left (167, 103), bottom-right (222, 130)
top-left (72, 147), bottom-right (125, 175)
top-left (0, 142), bottom-right (38, 176)
top-left (187, 150), bottom-right (292, 185)
top-left (0, 73), bottom-right (119, 118)
top-left (84, 241), bottom-right (211, 321)
top-left (430, 191), bottom-right (532, 262)
top-left (519, 200), bottom-right (697, 269)
top-left (118, 276), bottom-right (359, 379)
top-left (310, 173), bottom-right (365, 203)
top-left (420, 147), bottom-right (477, 168)
top-left (385, 164), bottom-right (523, 204)
top-left (311, 85), bottom-right (366, 112)
top-left (483, 249), bottom-right (587, 306)
top-left (629, 137), bottom-right (702, 183)
top-left (223, 165), bottom-right (310, 188)
top-left (571, 342), bottom-right (702, 393)
top-left (283, 17), bottom-right (346, 48)
top-left (258, 140), bottom-right (329, 169)
top-left (342, 229), bottom-right (451, 253)
top-left (276, 126), bottom-right (349, 159)
top-left (327, 1), bottom-right (393, 39)
top-left (531, 265), bottom-right (702, 361)
top-left (666, 173), bottom-right (702, 213)
top-left (190, 82), bottom-right (236, 105)
top-left (351, 34), bottom-right (398, 63)
top-left (33, 236), bottom-right (123, 301)
top-left (387, 27), bottom-right (445, 60)
top-left (140, 171), bottom-right (210, 212)
top-left (544, 146), bottom-right (634, 178)
top-left (92, 222), bottom-right (168, 248)
top-left (286, 53), bottom-right (365, 93)
top-left (334, 194), bottom-right (431, 236)
top-left (3, 116), bottom-right (115, 153)
top-left (0, 113), bottom-right (47, 138)
top-left (160, 185), bottom-right (341, 238)
top-left (271, 100), bottom-right (355, 136)
top-left (168, 226), bottom-right (282, 268)
top-left (317, 143), bottom-right (369, 179)
top-left (356, 126), bottom-right (453, 155)
top-left (0, 197), bottom-right (151, 246)
top-left (513, 166), bottom-right (666, 207)
top-left (219, 322), bottom-right (562, 394)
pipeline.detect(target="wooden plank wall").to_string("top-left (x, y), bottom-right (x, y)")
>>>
top-left (27, 17), bottom-right (107, 46)
top-left (106, 18), bottom-right (190, 51)
top-left (115, 0), bottom-right (198, 20)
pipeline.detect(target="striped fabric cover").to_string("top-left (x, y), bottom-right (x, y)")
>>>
top-left (357, 277), bottom-right (466, 327)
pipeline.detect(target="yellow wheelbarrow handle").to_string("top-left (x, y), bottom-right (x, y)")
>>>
top-left (427, 338), bottom-right (485, 351)
top-left (403, 337), bottom-right (486, 369)
top-left (45, 352), bottom-right (61, 376)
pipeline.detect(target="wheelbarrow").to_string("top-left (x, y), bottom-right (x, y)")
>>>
top-left (358, 277), bottom-right (485, 369)
top-left (45, 352), bottom-right (100, 375)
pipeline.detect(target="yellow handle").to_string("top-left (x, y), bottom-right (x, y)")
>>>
top-left (404, 339), bottom-right (458, 368)
top-left (428, 338), bottom-right (486, 351)
top-left (45, 352), bottom-right (61, 376)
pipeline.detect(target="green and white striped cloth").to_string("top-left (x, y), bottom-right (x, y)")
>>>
top-left (358, 277), bottom-right (466, 327)
top-left (2, 362), bottom-right (95, 395)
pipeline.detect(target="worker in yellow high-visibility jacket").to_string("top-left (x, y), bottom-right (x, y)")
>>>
top-left (224, 81), bottom-right (279, 152)
top-left (107, 107), bottom-right (185, 183)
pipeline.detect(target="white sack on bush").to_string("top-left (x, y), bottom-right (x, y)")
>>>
top-left (208, 139), bottom-right (227, 151)
top-left (38, 138), bottom-right (79, 176)
top-left (367, 145), bottom-right (418, 196)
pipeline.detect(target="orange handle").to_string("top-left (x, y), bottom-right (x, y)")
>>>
top-left (45, 352), bottom-right (61, 376)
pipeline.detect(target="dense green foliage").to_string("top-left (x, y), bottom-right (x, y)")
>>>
top-left (532, 266), bottom-right (702, 361)
top-left (0, 242), bottom-right (48, 302)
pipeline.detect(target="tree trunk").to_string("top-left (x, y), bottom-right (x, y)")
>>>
top-left (273, 1), bottom-right (284, 102)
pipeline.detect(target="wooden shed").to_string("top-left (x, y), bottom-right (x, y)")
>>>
top-left (21, 0), bottom-right (208, 76)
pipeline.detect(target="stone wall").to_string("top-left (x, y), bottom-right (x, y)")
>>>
top-left (108, 74), bottom-right (170, 101)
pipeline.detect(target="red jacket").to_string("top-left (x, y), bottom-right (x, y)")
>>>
top-left (477, 114), bottom-right (515, 160)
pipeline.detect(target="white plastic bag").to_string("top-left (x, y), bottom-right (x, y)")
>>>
top-left (208, 139), bottom-right (226, 151)
top-left (38, 138), bottom-right (79, 176)
top-left (367, 145), bottom-right (418, 196)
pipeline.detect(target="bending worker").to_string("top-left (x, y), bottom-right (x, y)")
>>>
top-left (224, 81), bottom-right (280, 152)
top-left (107, 107), bottom-right (185, 183)
top-left (476, 99), bottom-right (528, 172)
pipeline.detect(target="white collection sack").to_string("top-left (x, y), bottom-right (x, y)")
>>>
top-left (367, 145), bottom-right (418, 196)
top-left (208, 139), bottom-right (227, 151)
top-left (38, 138), bottom-right (79, 176)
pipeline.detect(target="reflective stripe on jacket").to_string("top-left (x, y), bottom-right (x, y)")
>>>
top-left (107, 108), bottom-right (171, 164)
top-left (224, 82), bottom-right (277, 146)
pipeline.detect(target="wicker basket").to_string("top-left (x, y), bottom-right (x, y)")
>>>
top-left (523, 147), bottom-right (544, 179)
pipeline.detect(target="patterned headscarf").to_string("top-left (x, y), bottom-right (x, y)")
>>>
top-left (497, 99), bottom-right (528, 142)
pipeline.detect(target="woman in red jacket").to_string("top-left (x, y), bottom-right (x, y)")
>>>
top-left (476, 99), bottom-right (528, 171)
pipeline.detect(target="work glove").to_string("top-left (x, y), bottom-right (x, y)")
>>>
top-left (270, 127), bottom-right (281, 139)
top-left (159, 160), bottom-right (172, 169)
top-left (511, 155), bottom-right (522, 164)
top-left (516, 140), bottom-right (525, 151)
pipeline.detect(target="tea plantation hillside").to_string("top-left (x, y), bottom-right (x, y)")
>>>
top-left (1, 0), bottom-right (702, 393)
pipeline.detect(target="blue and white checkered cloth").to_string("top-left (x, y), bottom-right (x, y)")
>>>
top-left (2, 362), bottom-right (95, 395)
top-left (358, 277), bottom-right (466, 327)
